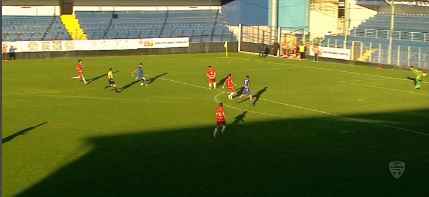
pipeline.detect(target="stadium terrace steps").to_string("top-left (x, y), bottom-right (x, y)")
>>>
top-left (2, 16), bottom-right (70, 41)
top-left (75, 10), bottom-right (236, 42)
top-left (2, 11), bottom-right (235, 42)
top-left (322, 12), bottom-right (429, 67)
top-left (322, 35), bottom-right (429, 67)
top-left (60, 14), bottom-right (88, 40)
top-left (356, 13), bottom-right (429, 34)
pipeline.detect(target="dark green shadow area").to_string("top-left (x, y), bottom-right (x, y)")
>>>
top-left (87, 71), bottom-right (119, 84)
top-left (148, 72), bottom-right (168, 85)
top-left (17, 109), bottom-right (429, 197)
top-left (216, 75), bottom-right (228, 87)
top-left (2, 122), bottom-right (48, 144)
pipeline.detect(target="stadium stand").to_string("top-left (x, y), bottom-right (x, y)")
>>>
top-left (75, 10), bottom-right (236, 42)
top-left (323, 12), bottom-right (429, 67)
top-left (352, 13), bottom-right (429, 41)
top-left (325, 13), bottom-right (429, 43)
top-left (2, 16), bottom-right (71, 41)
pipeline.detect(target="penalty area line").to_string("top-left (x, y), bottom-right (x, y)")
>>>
top-left (214, 92), bottom-right (290, 118)
top-left (338, 81), bottom-right (429, 97)
top-left (260, 98), bottom-right (429, 136)
top-left (229, 56), bottom-right (429, 84)
top-left (12, 94), bottom-right (134, 101)
top-left (157, 77), bottom-right (290, 118)
top-left (156, 76), bottom-right (428, 136)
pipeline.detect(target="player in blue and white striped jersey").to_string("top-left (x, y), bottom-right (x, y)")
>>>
top-left (239, 75), bottom-right (254, 106)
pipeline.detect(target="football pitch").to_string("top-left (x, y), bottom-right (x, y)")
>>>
top-left (2, 52), bottom-right (429, 196)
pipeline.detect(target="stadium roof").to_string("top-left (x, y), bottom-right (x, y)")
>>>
top-left (357, 0), bottom-right (429, 6)
top-left (389, 0), bottom-right (429, 6)
top-left (385, 0), bottom-right (429, 3)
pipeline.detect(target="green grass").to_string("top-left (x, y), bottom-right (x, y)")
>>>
top-left (2, 53), bottom-right (429, 196)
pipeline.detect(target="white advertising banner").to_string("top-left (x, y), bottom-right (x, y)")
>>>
top-left (2, 37), bottom-right (189, 53)
top-left (309, 46), bottom-right (351, 60)
top-left (138, 37), bottom-right (190, 48)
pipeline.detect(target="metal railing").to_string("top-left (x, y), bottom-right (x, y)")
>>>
top-left (321, 37), bottom-right (429, 69)
top-left (352, 28), bottom-right (428, 42)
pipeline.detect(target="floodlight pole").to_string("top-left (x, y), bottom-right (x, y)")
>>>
top-left (225, 41), bottom-right (228, 57)
top-left (271, 0), bottom-right (278, 45)
top-left (238, 23), bottom-right (242, 52)
top-left (343, 0), bottom-right (350, 49)
top-left (387, 0), bottom-right (395, 65)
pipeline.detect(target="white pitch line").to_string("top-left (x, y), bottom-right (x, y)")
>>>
top-left (157, 76), bottom-right (428, 136)
top-left (229, 56), bottom-right (429, 84)
top-left (338, 81), bottom-right (429, 96)
top-left (157, 77), bottom-right (289, 118)
top-left (156, 77), bottom-right (209, 90)
top-left (260, 97), bottom-right (429, 136)
top-left (214, 92), bottom-right (290, 118)
top-left (260, 98), bottom-right (338, 117)
top-left (12, 94), bottom-right (131, 101)
top-left (341, 78), bottom-right (387, 82)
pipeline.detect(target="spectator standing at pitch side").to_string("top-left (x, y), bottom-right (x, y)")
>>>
top-left (9, 45), bottom-right (17, 60)
top-left (312, 44), bottom-right (321, 62)
top-left (298, 43), bottom-right (306, 60)
top-left (2, 44), bottom-right (8, 61)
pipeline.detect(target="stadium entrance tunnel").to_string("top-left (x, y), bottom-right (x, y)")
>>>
top-left (17, 109), bottom-right (429, 196)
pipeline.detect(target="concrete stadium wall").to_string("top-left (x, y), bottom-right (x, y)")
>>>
top-left (348, 0), bottom-right (377, 30)
top-left (73, 0), bottom-right (221, 6)
top-left (241, 42), bottom-right (277, 56)
top-left (2, 0), bottom-right (221, 6)
top-left (2, 6), bottom-right (61, 16)
top-left (309, 10), bottom-right (338, 38)
top-left (3, 0), bottom-right (59, 6)
top-left (2, 6), bottom-right (220, 16)
top-left (74, 6), bottom-right (220, 12)
top-left (308, 0), bottom-right (376, 38)
top-left (13, 42), bottom-right (238, 60)
top-left (221, 0), bottom-right (269, 25)
top-left (378, 5), bottom-right (429, 14)
top-left (2, 0), bottom-right (221, 15)
top-left (277, 0), bottom-right (310, 31)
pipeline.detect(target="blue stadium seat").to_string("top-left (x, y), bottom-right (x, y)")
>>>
top-left (75, 10), bottom-right (236, 42)
top-left (2, 16), bottom-right (71, 41)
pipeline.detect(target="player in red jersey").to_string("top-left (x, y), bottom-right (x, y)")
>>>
top-left (214, 102), bottom-right (226, 138)
top-left (71, 59), bottom-right (87, 84)
top-left (207, 65), bottom-right (217, 90)
top-left (222, 73), bottom-right (237, 100)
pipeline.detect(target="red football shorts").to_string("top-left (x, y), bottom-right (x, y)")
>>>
top-left (209, 78), bottom-right (216, 83)
top-left (228, 87), bottom-right (235, 93)
top-left (216, 120), bottom-right (226, 126)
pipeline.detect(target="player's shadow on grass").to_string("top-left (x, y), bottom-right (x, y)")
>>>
top-left (216, 76), bottom-right (228, 87)
top-left (252, 87), bottom-right (268, 105)
top-left (238, 87), bottom-right (268, 105)
top-left (2, 122), bottom-right (47, 144)
top-left (234, 86), bottom-right (244, 98)
top-left (148, 73), bottom-right (168, 85)
top-left (87, 71), bottom-right (118, 84)
top-left (231, 111), bottom-right (247, 127)
top-left (407, 76), bottom-right (417, 86)
top-left (16, 109), bottom-right (429, 196)
top-left (118, 80), bottom-right (140, 93)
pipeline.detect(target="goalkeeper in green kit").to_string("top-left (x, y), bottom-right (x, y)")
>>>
top-left (408, 66), bottom-right (427, 89)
